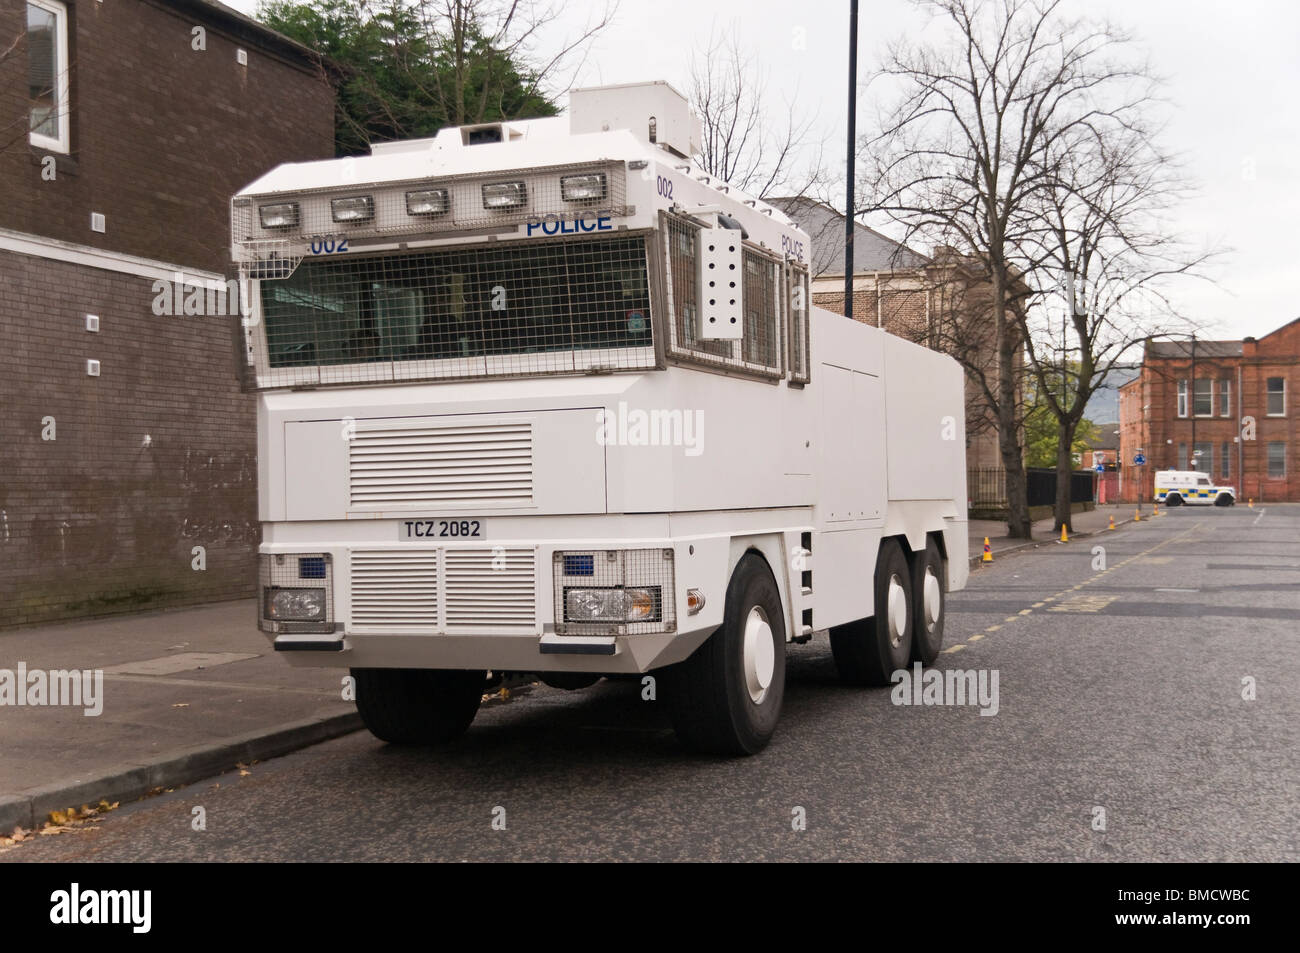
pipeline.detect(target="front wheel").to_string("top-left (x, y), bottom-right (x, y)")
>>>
top-left (1164, 493), bottom-right (1183, 507)
top-left (1215, 494), bottom-right (1234, 507)
top-left (663, 553), bottom-right (786, 755)
top-left (352, 667), bottom-right (485, 745)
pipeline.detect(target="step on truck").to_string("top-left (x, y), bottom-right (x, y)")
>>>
top-left (232, 80), bottom-right (969, 755)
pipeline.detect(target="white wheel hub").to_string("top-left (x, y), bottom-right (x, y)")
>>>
top-left (923, 567), bottom-right (942, 632)
top-left (887, 574), bottom-right (908, 648)
top-left (742, 605), bottom-right (775, 704)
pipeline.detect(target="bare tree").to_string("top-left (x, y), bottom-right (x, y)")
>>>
top-left (688, 27), bottom-right (827, 201)
top-left (1017, 117), bottom-right (1220, 530)
top-left (863, 0), bottom-right (1176, 539)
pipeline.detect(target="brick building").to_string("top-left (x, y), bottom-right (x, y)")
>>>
top-left (769, 197), bottom-right (1019, 469)
top-left (1118, 318), bottom-right (1300, 503)
top-left (0, 0), bottom-right (334, 626)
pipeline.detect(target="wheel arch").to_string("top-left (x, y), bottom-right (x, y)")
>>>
top-left (726, 535), bottom-right (792, 643)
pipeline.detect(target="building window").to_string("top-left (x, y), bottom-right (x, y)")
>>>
top-left (27, 0), bottom-right (70, 154)
top-left (1267, 441), bottom-right (1286, 479)
top-left (1177, 442), bottom-right (1188, 470)
top-left (1192, 378), bottom-right (1213, 417)
top-left (1194, 441), bottom-right (1212, 475)
top-left (1266, 377), bottom-right (1286, 416)
top-left (1177, 380), bottom-right (1188, 418)
top-left (1219, 378), bottom-right (1231, 417)
top-left (1220, 442), bottom-right (1231, 480)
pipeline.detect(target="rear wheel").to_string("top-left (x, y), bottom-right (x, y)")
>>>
top-left (352, 667), bottom-right (485, 745)
top-left (1215, 493), bottom-right (1234, 507)
top-left (910, 539), bottom-right (946, 665)
top-left (830, 539), bottom-right (913, 686)
top-left (663, 553), bottom-right (786, 755)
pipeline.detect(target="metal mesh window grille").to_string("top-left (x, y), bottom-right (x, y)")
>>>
top-left (232, 162), bottom-right (628, 251)
top-left (552, 548), bottom-right (676, 636)
top-left (786, 261), bottom-right (811, 383)
top-left (258, 553), bottom-right (335, 634)
top-left (662, 211), bottom-right (785, 379)
top-left (251, 234), bottom-right (655, 388)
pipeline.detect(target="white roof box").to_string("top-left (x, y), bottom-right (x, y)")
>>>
top-left (569, 81), bottom-right (701, 158)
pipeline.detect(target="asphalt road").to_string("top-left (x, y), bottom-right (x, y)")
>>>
top-left (5, 504), bottom-right (1298, 862)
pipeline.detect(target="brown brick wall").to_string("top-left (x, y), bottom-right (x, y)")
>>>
top-left (0, 0), bottom-right (335, 273)
top-left (0, 0), bottom-right (334, 626)
top-left (0, 250), bottom-right (257, 626)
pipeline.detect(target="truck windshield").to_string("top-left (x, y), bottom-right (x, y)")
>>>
top-left (259, 234), bottom-right (652, 376)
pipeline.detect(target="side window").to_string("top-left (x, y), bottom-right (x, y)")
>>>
top-left (662, 211), bottom-right (783, 378)
top-left (27, 0), bottom-right (70, 154)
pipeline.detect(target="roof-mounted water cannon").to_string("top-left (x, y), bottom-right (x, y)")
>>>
top-left (569, 81), bottom-right (701, 158)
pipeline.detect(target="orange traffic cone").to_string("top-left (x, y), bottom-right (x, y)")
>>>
top-left (1059, 524), bottom-right (1069, 543)
top-left (1248, 499), bottom-right (1254, 508)
top-left (1108, 515), bottom-right (1115, 530)
top-left (1153, 502), bottom-right (1160, 517)
top-left (1134, 508), bottom-right (1142, 522)
top-left (982, 537), bottom-right (992, 562)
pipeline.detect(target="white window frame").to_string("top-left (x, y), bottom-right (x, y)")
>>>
top-left (27, 0), bottom-right (70, 154)
top-left (1176, 379), bottom-right (1188, 418)
top-left (1219, 378), bottom-right (1231, 417)
top-left (1266, 377), bottom-right (1286, 417)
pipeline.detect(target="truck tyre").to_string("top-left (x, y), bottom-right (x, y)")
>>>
top-left (1165, 493), bottom-right (1183, 506)
top-left (830, 539), bottom-right (913, 686)
top-left (1214, 493), bottom-right (1234, 507)
top-left (663, 553), bottom-right (786, 755)
top-left (909, 539), bottom-right (945, 665)
top-left (352, 667), bottom-right (485, 745)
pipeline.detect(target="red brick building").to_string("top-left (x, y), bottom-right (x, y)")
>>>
top-left (1118, 318), bottom-right (1300, 502)
top-left (0, 0), bottom-right (334, 626)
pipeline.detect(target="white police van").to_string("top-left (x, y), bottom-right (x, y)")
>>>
top-left (1154, 470), bottom-right (1236, 507)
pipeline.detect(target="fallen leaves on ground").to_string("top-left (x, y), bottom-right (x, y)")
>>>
top-left (0, 800), bottom-right (123, 845)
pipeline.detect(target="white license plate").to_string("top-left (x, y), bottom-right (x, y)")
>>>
top-left (398, 518), bottom-right (486, 541)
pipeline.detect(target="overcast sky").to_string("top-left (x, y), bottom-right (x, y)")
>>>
top-left (228, 0), bottom-right (1298, 341)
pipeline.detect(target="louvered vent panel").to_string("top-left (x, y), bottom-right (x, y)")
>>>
top-left (349, 423), bottom-right (533, 508)
top-left (350, 550), bottom-right (438, 627)
top-left (444, 548), bottom-right (537, 630)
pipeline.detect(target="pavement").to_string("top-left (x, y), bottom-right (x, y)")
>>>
top-left (0, 500), bottom-right (1248, 838)
top-left (3, 503), bottom-right (1294, 861)
top-left (969, 503), bottom-right (1137, 563)
top-left (0, 601), bottom-right (358, 834)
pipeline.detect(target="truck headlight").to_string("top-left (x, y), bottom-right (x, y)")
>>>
top-left (561, 173), bottom-right (606, 202)
top-left (565, 587), bottom-right (661, 623)
top-left (331, 195), bottom-right (374, 223)
top-left (258, 202), bottom-right (299, 228)
top-left (406, 188), bottom-right (449, 216)
top-left (265, 587), bottom-right (327, 621)
top-left (482, 181), bottom-right (527, 209)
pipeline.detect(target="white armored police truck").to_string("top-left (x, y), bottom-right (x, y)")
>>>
top-left (232, 81), bottom-right (969, 755)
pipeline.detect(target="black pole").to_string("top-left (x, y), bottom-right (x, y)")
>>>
top-left (844, 0), bottom-right (858, 318)
top-left (1190, 333), bottom-right (1196, 468)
